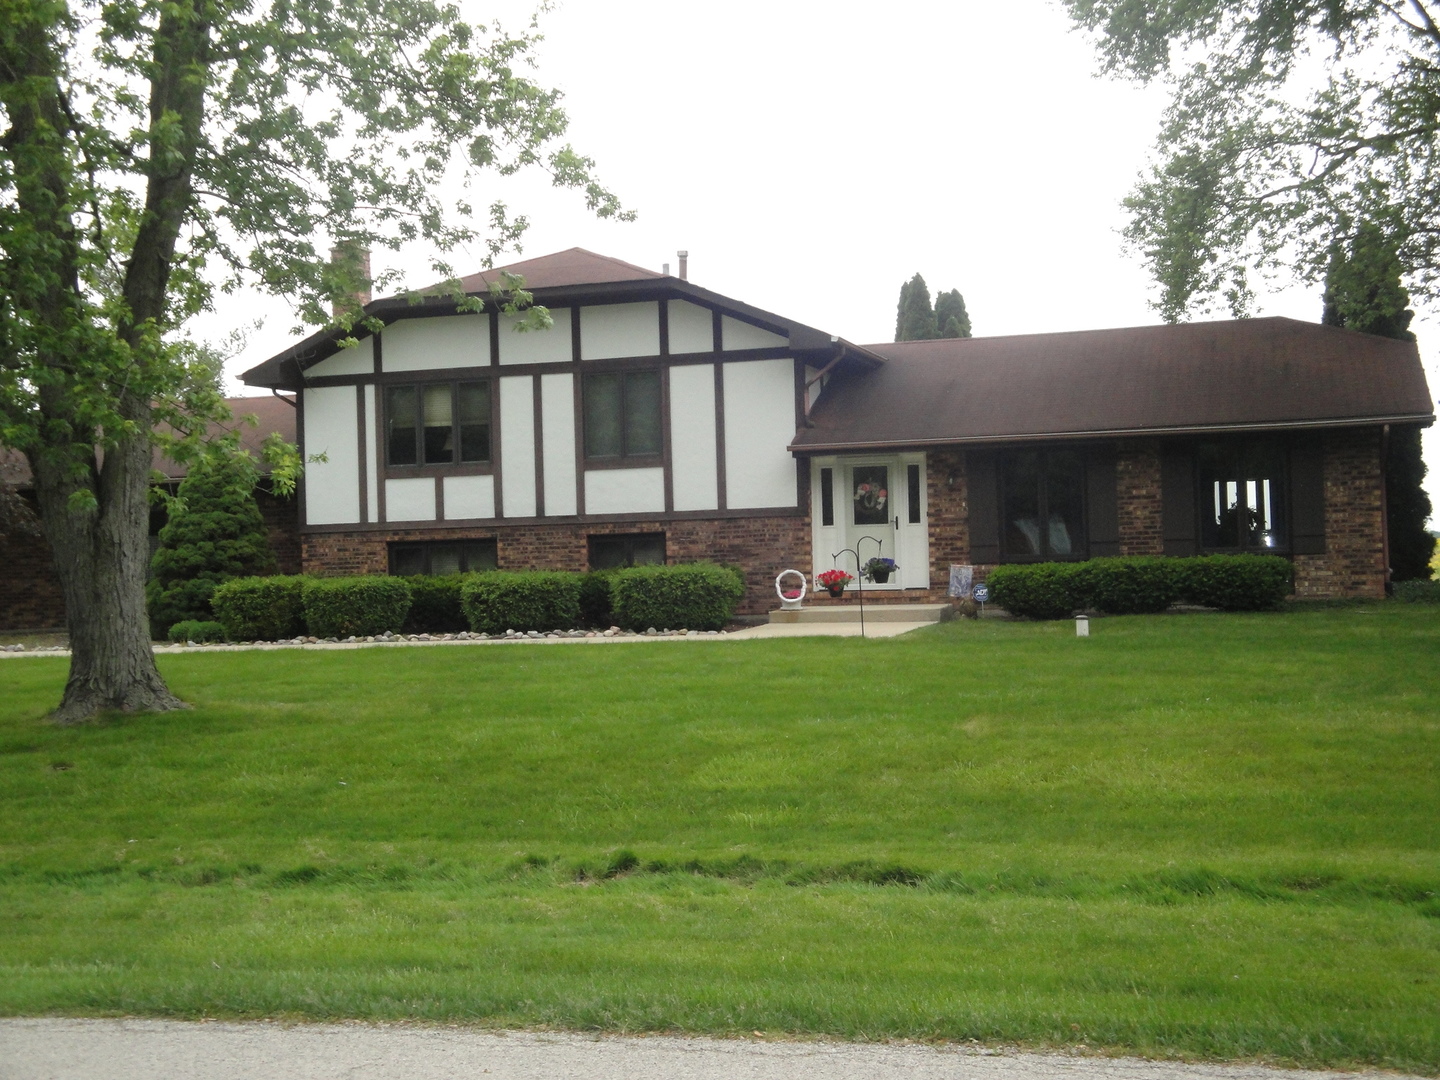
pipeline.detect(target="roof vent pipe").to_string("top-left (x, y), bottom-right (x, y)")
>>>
top-left (663, 262), bottom-right (670, 276)
top-left (677, 250), bottom-right (688, 281)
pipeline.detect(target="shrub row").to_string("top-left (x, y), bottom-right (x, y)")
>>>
top-left (207, 562), bottom-right (747, 640)
top-left (984, 555), bottom-right (1294, 620)
top-left (1393, 578), bottom-right (1440, 603)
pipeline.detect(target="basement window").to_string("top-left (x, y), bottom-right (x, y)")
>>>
top-left (588, 533), bottom-right (666, 570)
top-left (389, 539), bottom-right (498, 576)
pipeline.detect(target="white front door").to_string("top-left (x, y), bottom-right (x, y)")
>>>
top-left (812, 455), bottom-right (929, 590)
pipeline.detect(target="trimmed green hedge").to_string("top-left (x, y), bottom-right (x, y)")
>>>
top-left (166, 620), bottom-right (227, 644)
top-left (302, 576), bottom-right (413, 637)
top-left (610, 562), bottom-right (745, 632)
top-left (460, 572), bottom-right (583, 634)
top-left (211, 575), bottom-right (308, 641)
top-left (1393, 578), bottom-right (1440, 603)
top-left (986, 555), bottom-right (1293, 619)
top-left (579, 570), bottom-right (619, 629)
top-left (402, 575), bottom-right (470, 633)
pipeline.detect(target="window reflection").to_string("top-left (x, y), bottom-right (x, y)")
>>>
top-left (1000, 450), bottom-right (1085, 559)
top-left (1198, 441), bottom-right (1287, 550)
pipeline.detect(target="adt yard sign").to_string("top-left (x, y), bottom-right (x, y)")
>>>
top-left (974, 583), bottom-right (990, 604)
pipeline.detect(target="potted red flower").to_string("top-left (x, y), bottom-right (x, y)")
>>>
top-left (816, 569), bottom-right (854, 598)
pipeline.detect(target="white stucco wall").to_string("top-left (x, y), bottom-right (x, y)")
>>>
top-left (498, 308), bottom-right (571, 365)
top-left (668, 364), bottom-right (718, 512)
top-left (668, 300), bottom-right (715, 354)
top-left (381, 314), bottom-right (487, 371)
top-left (499, 376), bottom-right (536, 517)
top-left (584, 468), bottom-right (665, 515)
top-left (363, 384), bottom-right (378, 523)
top-left (443, 474), bottom-right (495, 520)
top-left (580, 302), bottom-right (660, 360)
top-left (302, 386), bottom-right (361, 525)
top-left (384, 477), bottom-right (436, 522)
top-left (307, 337), bottom-right (374, 378)
top-left (541, 373), bottom-right (577, 516)
top-left (721, 315), bottom-right (787, 351)
top-left (723, 358), bottom-right (798, 509)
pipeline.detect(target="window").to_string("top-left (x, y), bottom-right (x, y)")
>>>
top-left (1197, 440), bottom-right (1288, 551)
top-left (583, 370), bottom-right (662, 460)
top-left (588, 533), bottom-right (666, 570)
top-left (819, 467), bottom-right (835, 527)
top-left (385, 381), bottom-right (491, 467)
top-left (389, 540), bottom-right (498, 576)
top-left (1000, 449), bottom-right (1086, 559)
top-left (906, 463), bottom-right (922, 524)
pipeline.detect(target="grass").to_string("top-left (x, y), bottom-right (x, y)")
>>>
top-left (1, 604), bottom-right (1438, 1071)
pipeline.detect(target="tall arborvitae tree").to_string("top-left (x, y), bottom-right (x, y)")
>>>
top-left (895, 275), bottom-right (972, 341)
top-left (934, 288), bottom-right (972, 339)
top-left (1321, 223), bottom-right (1435, 581)
top-left (146, 439), bottom-right (277, 638)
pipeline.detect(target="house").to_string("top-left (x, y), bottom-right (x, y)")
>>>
top-left (0, 396), bottom-right (301, 631)
top-left (235, 247), bottom-right (1434, 611)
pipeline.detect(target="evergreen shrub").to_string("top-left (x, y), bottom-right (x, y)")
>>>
top-left (211, 575), bottom-right (308, 640)
top-left (166, 620), bottom-right (227, 643)
top-left (402, 575), bottom-right (471, 633)
top-left (461, 572), bottom-right (583, 634)
top-left (1071, 556), bottom-right (1180, 614)
top-left (303, 576), bottom-right (413, 637)
top-left (579, 570), bottom-right (618, 628)
top-left (610, 562), bottom-right (745, 632)
top-left (146, 447), bottom-right (277, 637)
top-left (985, 562), bottom-right (1083, 620)
top-left (1176, 555), bottom-right (1292, 611)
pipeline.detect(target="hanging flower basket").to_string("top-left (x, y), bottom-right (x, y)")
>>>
top-left (816, 569), bottom-right (853, 597)
top-left (863, 557), bottom-right (898, 584)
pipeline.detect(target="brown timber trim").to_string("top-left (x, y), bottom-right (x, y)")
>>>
top-left (488, 310), bottom-right (500, 366)
top-left (581, 454), bottom-right (664, 471)
top-left (658, 299), bottom-right (670, 356)
top-left (373, 387), bottom-right (386, 523)
top-left (299, 504), bottom-right (806, 534)
top-left (714, 362), bottom-right (728, 511)
top-left (434, 474), bottom-right (445, 521)
top-left (712, 309), bottom-right (723, 352)
top-left (662, 365), bottom-right (674, 512)
top-left (533, 372), bottom-right (546, 517)
top-left (373, 329), bottom-right (383, 374)
top-left (383, 462), bottom-right (493, 480)
top-left (300, 348), bottom-right (791, 387)
top-left (356, 385), bottom-right (368, 523)
top-left (297, 388), bottom-right (308, 527)
top-left (570, 306), bottom-right (582, 363)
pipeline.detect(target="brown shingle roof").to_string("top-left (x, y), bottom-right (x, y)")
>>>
top-left (455, 247), bottom-right (662, 292)
top-left (791, 317), bottom-right (1435, 451)
top-left (2, 395), bottom-right (297, 491)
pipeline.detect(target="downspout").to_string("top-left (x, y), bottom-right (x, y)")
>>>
top-left (272, 388), bottom-right (297, 409)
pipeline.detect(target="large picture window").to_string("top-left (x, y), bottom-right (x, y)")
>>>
top-left (1197, 440), bottom-right (1288, 551)
top-left (386, 381), bottom-right (491, 467)
top-left (1000, 449), bottom-right (1086, 559)
top-left (583, 370), bottom-right (662, 460)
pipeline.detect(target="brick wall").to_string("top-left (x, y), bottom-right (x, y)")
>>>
top-left (925, 448), bottom-right (969, 591)
top-left (257, 489), bottom-right (302, 574)
top-left (1117, 439), bottom-right (1164, 556)
top-left (302, 513), bottom-right (813, 616)
top-left (1293, 427), bottom-right (1386, 599)
top-left (0, 495), bottom-right (65, 631)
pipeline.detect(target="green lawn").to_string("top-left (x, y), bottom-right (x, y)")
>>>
top-left (2, 606), bottom-right (1438, 1071)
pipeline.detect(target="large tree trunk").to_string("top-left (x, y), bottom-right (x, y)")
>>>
top-left (30, 399), bottom-right (186, 725)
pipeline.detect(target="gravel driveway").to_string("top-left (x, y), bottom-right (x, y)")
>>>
top-left (0, 1020), bottom-right (1421, 1080)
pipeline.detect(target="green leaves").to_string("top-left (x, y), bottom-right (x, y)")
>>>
top-left (1065, 0), bottom-right (1440, 317)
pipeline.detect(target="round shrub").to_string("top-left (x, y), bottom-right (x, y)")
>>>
top-left (402, 575), bottom-right (470, 633)
top-left (461, 572), bottom-right (583, 634)
top-left (1176, 555), bottom-right (1292, 611)
top-left (984, 562), bottom-right (1083, 620)
top-left (302, 576), bottom-right (413, 637)
top-left (211, 575), bottom-right (308, 641)
top-left (1072, 556), bottom-right (1180, 615)
top-left (166, 620), bottom-right (226, 644)
top-left (610, 562), bottom-right (746, 632)
top-left (579, 570), bottom-right (619, 629)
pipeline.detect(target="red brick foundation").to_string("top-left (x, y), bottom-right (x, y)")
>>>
top-left (1293, 428), bottom-right (1387, 599)
top-left (301, 513), bottom-right (813, 616)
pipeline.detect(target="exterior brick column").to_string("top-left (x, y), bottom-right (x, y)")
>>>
top-left (1293, 428), bottom-right (1386, 599)
top-left (925, 448), bottom-right (970, 589)
top-left (1117, 440), bottom-right (1164, 555)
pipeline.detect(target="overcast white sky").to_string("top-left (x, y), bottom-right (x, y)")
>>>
top-left (211, 0), bottom-right (1440, 521)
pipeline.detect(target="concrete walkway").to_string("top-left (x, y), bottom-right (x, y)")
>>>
top-left (0, 1021), bottom-right (1415, 1080)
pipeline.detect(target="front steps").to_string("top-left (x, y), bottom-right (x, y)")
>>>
top-left (768, 602), bottom-right (953, 625)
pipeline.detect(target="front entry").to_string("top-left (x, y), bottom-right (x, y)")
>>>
top-left (811, 454), bottom-right (929, 591)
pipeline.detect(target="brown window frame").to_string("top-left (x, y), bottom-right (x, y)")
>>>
top-left (1194, 438), bottom-right (1291, 555)
top-left (997, 448), bottom-right (1089, 562)
top-left (581, 368), bottom-right (664, 467)
top-left (383, 377), bottom-right (496, 478)
top-left (388, 539), bottom-right (498, 576)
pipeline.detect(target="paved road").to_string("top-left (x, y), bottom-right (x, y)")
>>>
top-left (0, 1021), bottom-right (1418, 1080)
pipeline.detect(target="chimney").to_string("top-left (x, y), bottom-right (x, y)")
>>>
top-left (677, 250), bottom-right (688, 281)
top-left (330, 245), bottom-right (372, 318)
